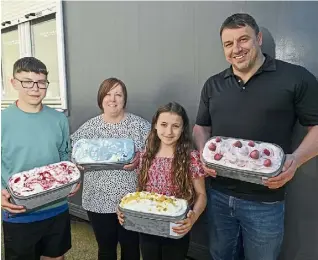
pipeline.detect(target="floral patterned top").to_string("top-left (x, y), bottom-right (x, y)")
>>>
top-left (138, 150), bottom-right (205, 198)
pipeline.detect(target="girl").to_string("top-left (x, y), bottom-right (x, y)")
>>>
top-left (118, 102), bottom-right (207, 260)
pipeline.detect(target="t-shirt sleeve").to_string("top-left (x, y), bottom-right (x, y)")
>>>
top-left (59, 114), bottom-right (71, 161)
top-left (295, 68), bottom-right (318, 126)
top-left (195, 80), bottom-right (212, 126)
top-left (189, 150), bottom-right (206, 178)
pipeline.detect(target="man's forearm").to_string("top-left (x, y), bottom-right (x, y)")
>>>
top-left (192, 125), bottom-right (212, 152)
top-left (293, 125), bottom-right (318, 167)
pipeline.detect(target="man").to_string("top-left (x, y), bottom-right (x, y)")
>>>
top-left (193, 13), bottom-right (318, 260)
top-left (1, 57), bottom-right (80, 260)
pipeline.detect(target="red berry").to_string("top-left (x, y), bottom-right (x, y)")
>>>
top-left (263, 149), bottom-right (270, 156)
top-left (14, 177), bottom-right (21, 183)
top-left (233, 141), bottom-right (242, 148)
top-left (248, 141), bottom-right (255, 147)
top-left (250, 150), bottom-right (260, 159)
top-left (208, 142), bottom-right (217, 151)
top-left (215, 137), bottom-right (222, 143)
top-left (214, 153), bottom-right (223, 160)
top-left (264, 159), bottom-right (272, 167)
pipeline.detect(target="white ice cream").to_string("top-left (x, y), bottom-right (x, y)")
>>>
top-left (119, 192), bottom-right (188, 216)
top-left (202, 137), bottom-right (284, 174)
top-left (9, 161), bottom-right (81, 197)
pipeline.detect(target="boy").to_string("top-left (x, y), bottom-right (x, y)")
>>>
top-left (1, 57), bottom-right (80, 260)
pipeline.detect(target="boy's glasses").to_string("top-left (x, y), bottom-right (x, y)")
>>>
top-left (14, 78), bottom-right (50, 89)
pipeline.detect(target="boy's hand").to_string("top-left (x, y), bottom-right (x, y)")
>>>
top-left (68, 183), bottom-right (81, 197)
top-left (1, 189), bottom-right (26, 214)
top-left (172, 210), bottom-right (197, 235)
top-left (76, 164), bottom-right (85, 171)
top-left (117, 208), bottom-right (125, 225)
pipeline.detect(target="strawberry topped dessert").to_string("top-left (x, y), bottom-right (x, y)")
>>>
top-left (202, 137), bottom-right (284, 174)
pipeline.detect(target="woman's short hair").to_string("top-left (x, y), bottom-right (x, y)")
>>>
top-left (97, 77), bottom-right (128, 111)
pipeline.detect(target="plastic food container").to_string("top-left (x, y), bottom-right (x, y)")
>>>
top-left (202, 136), bottom-right (285, 185)
top-left (7, 161), bottom-right (81, 210)
top-left (72, 138), bottom-right (135, 170)
top-left (119, 192), bottom-right (189, 239)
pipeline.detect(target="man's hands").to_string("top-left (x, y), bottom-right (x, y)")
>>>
top-left (1, 189), bottom-right (26, 214)
top-left (200, 150), bottom-right (217, 177)
top-left (202, 163), bottom-right (217, 178)
top-left (263, 154), bottom-right (299, 189)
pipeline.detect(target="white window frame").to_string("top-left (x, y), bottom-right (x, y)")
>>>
top-left (1, 1), bottom-right (68, 112)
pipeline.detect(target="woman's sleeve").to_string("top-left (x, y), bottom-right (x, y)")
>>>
top-left (190, 150), bottom-right (206, 178)
top-left (139, 120), bottom-right (151, 151)
top-left (131, 117), bottom-right (151, 152)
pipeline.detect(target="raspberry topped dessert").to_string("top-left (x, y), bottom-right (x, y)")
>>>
top-left (8, 161), bottom-right (80, 197)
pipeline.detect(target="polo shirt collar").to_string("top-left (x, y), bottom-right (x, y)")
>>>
top-left (224, 53), bottom-right (276, 78)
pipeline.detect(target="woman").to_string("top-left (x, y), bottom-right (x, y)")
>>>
top-left (71, 78), bottom-right (151, 260)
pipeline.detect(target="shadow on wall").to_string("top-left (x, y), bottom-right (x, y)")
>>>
top-left (261, 26), bottom-right (276, 58)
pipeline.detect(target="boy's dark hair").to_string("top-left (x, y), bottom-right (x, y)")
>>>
top-left (13, 57), bottom-right (48, 76)
top-left (220, 13), bottom-right (260, 36)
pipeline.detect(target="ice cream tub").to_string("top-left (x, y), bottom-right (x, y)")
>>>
top-left (119, 192), bottom-right (189, 239)
top-left (7, 161), bottom-right (81, 210)
top-left (202, 136), bottom-right (286, 185)
top-left (72, 138), bottom-right (135, 170)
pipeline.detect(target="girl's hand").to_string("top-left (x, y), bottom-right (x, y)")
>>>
top-left (123, 151), bottom-right (140, 171)
top-left (172, 210), bottom-right (197, 235)
top-left (117, 208), bottom-right (125, 225)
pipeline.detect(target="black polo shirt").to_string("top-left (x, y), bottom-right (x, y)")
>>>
top-left (196, 54), bottom-right (318, 202)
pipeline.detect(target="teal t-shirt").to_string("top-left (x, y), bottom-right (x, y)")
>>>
top-left (1, 103), bottom-right (71, 223)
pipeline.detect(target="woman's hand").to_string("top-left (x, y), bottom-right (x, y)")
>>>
top-left (172, 210), bottom-right (197, 235)
top-left (117, 208), bottom-right (125, 225)
top-left (1, 189), bottom-right (26, 214)
top-left (123, 151), bottom-right (140, 171)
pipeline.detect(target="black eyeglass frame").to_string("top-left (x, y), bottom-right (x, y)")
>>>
top-left (14, 77), bottom-right (50, 89)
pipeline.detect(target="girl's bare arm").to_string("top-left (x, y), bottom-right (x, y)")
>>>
top-left (191, 177), bottom-right (207, 222)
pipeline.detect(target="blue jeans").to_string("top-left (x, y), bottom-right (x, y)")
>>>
top-left (207, 188), bottom-right (285, 260)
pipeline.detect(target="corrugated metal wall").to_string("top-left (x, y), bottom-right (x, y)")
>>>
top-left (63, 2), bottom-right (318, 259)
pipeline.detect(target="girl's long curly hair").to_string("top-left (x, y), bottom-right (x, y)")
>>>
top-left (138, 102), bottom-right (195, 204)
